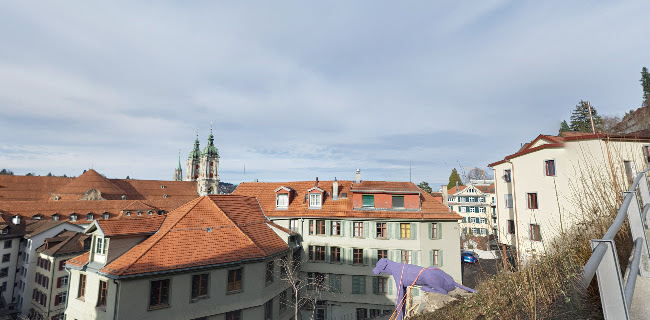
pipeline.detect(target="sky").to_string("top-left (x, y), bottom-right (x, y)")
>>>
top-left (1, 1), bottom-right (649, 187)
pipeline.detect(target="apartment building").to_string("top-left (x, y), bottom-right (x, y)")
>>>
top-left (489, 132), bottom-right (650, 260)
top-left (234, 172), bottom-right (462, 319)
top-left (446, 181), bottom-right (496, 237)
top-left (65, 195), bottom-right (296, 320)
top-left (0, 216), bottom-right (23, 308)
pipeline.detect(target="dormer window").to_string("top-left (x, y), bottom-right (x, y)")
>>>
top-left (137, 211), bottom-right (142, 216)
top-left (309, 193), bottom-right (322, 208)
top-left (276, 194), bottom-right (289, 208)
top-left (52, 214), bottom-right (60, 221)
top-left (125, 211), bottom-right (131, 216)
top-left (102, 212), bottom-right (110, 219)
top-left (1, 228), bottom-right (7, 235)
top-left (95, 237), bottom-right (108, 255)
top-left (362, 195), bottom-right (374, 208)
top-left (86, 213), bottom-right (94, 221)
top-left (148, 210), bottom-right (153, 215)
top-left (53, 196), bottom-right (60, 201)
top-left (69, 214), bottom-right (78, 222)
top-left (163, 194), bottom-right (168, 198)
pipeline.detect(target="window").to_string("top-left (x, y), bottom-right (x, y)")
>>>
top-left (0, 268), bottom-right (7, 278)
top-left (97, 280), bottom-right (107, 308)
top-left (530, 224), bottom-right (542, 241)
top-left (308, 220), bottom-right (314, 235)
top-left (644, 145), bottom-right (650, 163)
top-left (479, 207), bottom-right (486, 213)
top-left (57, 275), bottom-right (68, 288)
top-left (307, 272), bottom-right (325, 290)
top-left (352, 276), bottom-right (366, 294)
top-left (479, 197), bottom-right (485, 202)
top-left (264, 299), bottom-right (273, 320)
top-left (431, 223), bottom-right (440, 239)
top-left (331, 221), bottom-right (341, 236)
top-left (400, 250), bottom-right (411, 264)
top-left (400, 223), bottom-right (411, 239)
top-left (266, 261), bottom-right (274, 283)
top-left (69, 214), bottom-right (77, 222)
top-left (227, 268), bottom-right (243, 293)
top-left (377, 249), bottom-right (388, 260)
top-left (504, 169), bottom-right (512, 182)
top-left (432, 250), bottom-right (441, 266)
top-left (353, 222), bottom-right (364, 238)
top-left (2, 254), bottom-right (9, 263)
top-left (362, 195), bottom-right (374, 207)
top-left (353, 249), bottom-right (364, 265)
top-left (3, 240), bottom-right (11, 249)
top-left (55, 292), bottom-right (67, 306)
top-left (226, 310), bottom-right (242, 320)
top-left (507, 220), bottom-right (516, 234)
top-left (504, 194), bottom-right (513, 208)
top-left (376, 222), bottom-right (387, 238)
top-left (545, 160), bottom-right (556, 176)
top-left (86, 213), bottom-right (94, 221)
top-left (373, 277), bottom-right (387, 294)
top-left (392, 195), bottom-right (404, 208)
top-left (289, 219), bottom-right (299, 233)
top-left (95, 237), bottom-right (108, 255)
top-left (102, 212), bottom-right (110, 219)
top-left (527, 193), bottom-right (538, 209)
top-left (77, 274), bottom-right (86, 299)
top-left (329, 274), bottom-right (342, 293)
top-left (148, 279), bottom-right (169, 309)
top-left (469, 207), bottom-right (476, 213)
top-left (313, 246), bottom-right (326, 261)
top-left (59, 260), bottom-right (66, 271)
top-left (309, 193), bottom-right (322, 207)
top-left (191, 274), bottom-right (209, 301)
top-left (330, 247), bottom-right (341, 263)
top-left (276, 193), bottom-right (289, 207)
top-left (315, 220), bottom-right (326, 235)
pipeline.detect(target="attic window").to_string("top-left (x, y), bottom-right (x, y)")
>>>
top-left (69, 214), bottom-right (78, 222)
top-left (1, 228), bottom-right (7, 235)
top-left (163, 194), bottom-right (168, 199)
top-left (137, 211), bottom-right (142, 216)
top-left (309, 193), bottom-right (322, 208)
top-left (102, 213), bottom-right (109, 219)
top-left (161, 185), bottom-right (165, 189)
top-left (53, 196), bottom-right (60, 201)
top-left (341, 193), bottom-right (347, 199)
top-left (148, 210), bottom-right (153, 215)
top-left (121, 195), bottom-right (126, 200)
top-left (52, 214), bottom-right (60, 221)
top-left (276, 194), bottom-right (289, 208)
top-left (86, 213), bottom-right (94, 221)
top-left (125, 211), bottom-right (131, 216)
top-left (32, 215), bottom-right (43, 220)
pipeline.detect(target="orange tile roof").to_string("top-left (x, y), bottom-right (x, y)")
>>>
top-left (54, 170), bottom-right (125, 199)
top-left (350, 181), bottom-right (421, 193)
top-left (233, 180), bottom-right (460, 220)
top-left (37, 230), bottom-right (89, 256)
top-left (96, 215), bottom-right (166, 237)
top-left (91, 195), bottom-right (290, 277)
top-left (0, 175), bottom-right (72, 201)
top-left (66, 251), bottom-right (89, 268)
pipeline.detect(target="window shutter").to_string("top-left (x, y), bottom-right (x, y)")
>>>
top-left (363, 222), bottom-right (369, 239)
top-left (352, 276), bottom-right (359, 293)
top-left (395, 223), bottom-right (401, 239)
top-left (341, 221), bottom-right (346, 237)
top-left (413, 251), bottom-right (419, 265)
top-left (348, 248), bottom-right (353, 265)
top-left (429, 250), bottom-right (434, 267)
top-left (411, 223), bottom-right (417, 240)
top-left (372, 277), bottom-right (379, 294)
top-left (387, 223), bottom-right (393, 239)
top-left (412, 287), bottom-right (419, 297)
top-left (54, 294), bottom-right (59, 306)
top-left (364, 250), bottom-right (369, 266)
top-left (440, 249), bottom-right (444, 267)
top-left (428, 223), bottom-right (433, 239)
top-left (57, 277), bottom-right (61, 288)
top-left (349, 222), bottom-right (354, 237)
top-left (340, 248), bottom-right (345, 264)
top-left (388, 278), bottom-right (394, 295)
top-left (438, 223), bottom-right (443, 239)
top-left (325, 246), bottom-right (330, 263)
top-left (325, 220), bottom-right (331, 236)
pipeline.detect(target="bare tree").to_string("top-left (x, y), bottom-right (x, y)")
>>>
top-left (601, 115), bottom-right (622, 133)
top-left (277, 254), bottom-right (331, 320)
top-left (462, 167), bottom-right (489, 182)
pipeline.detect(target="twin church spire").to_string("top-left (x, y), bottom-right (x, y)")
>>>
top-left (173, 125), bottom-right (220, 196)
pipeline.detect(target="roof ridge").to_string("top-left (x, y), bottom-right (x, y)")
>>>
top-left (113, 197), bottom-right (201, 274)
top-left (206, 196), bottom-right (267, 257)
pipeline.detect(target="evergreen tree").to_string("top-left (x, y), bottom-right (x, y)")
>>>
top-left (0, 169), bottom-right (14, 175)
top-left (417, 181), bottom-right (432, 194)
top-left (569, 100), bottom-right (603, 132)
top-left (558, 120), bottom-right (570, 135)
top-left (447, 168), bottom-right (463, 190)
top-left (641, 67), bottom-right (650, 107)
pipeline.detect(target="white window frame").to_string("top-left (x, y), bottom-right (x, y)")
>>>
top-left (276, 194), bottom-right (289, 208)
top-left (469, 207), bottom-right (476, 213)
top-left (479, 207), bottom-right (486, 213)
top-left (460, 207), bottom-right (467, 213)
top-left (309, 193), bottom-right (322, 208)
top-left (95, 237), bottom-right (108, 255)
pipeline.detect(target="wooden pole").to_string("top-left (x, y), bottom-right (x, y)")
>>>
top-left (587, 101), bottom-right (596, 133)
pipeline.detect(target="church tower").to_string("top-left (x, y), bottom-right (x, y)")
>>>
top-left (173, 151), bottom-right (183, 181)
top-left (197, 125), bottom-right (219, 196)
top-left (186, 134), bottom-right (201, 181)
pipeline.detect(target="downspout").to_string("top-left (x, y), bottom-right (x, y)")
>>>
top-left (507, 160), bottom-right (521, 265)
top-left (112, 279), bottom-right (120, 320)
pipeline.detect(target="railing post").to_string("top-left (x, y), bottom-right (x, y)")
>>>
top-left (591, 239), bottom-right (629, 319)
top-left (638, 172), bottom-right (650, 217)
top-left (624, 191), bottom-right (650, 277)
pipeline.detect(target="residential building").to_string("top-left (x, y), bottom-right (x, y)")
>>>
top-left (0, 215), bottom-right (24, 313)
top-left (446, 181), bottom-right (496, 237)
top-left (489, 132), bottom-right (650, 260)
top-left (233, 172), bottom-right (462, 319)
top-left (65, 195), bottom-right (296, 320)
top-left (27, 230), bottom-right (89, 320)
top-left (15, 219), bottom-right (84, 316)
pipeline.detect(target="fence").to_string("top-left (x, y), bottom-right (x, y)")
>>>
top-left (582, 165), bottom-right (650, 319)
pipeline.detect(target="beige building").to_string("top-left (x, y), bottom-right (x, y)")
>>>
top-left (446, 181), bottom-right (496, 238)
top-left (489, 132), bottom-right (650, 260)
top-left (234, 173), bottom-right (463, 320)
top-left (65, 195), bottom-right (296, 320)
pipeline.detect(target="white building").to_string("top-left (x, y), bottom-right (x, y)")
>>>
top-left (446, 181), bottom-right (496, 237)
top-left (234, 173), bottom-right (463, 320)
top-left (489, 132), bottom-right (650, 260)
top-left (65, 195), bottom-right (296, 320)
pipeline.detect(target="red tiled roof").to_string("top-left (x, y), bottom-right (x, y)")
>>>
top-left (97, 195), bottom-right (290, 276)
top-left (54, 170), bottom-right (125, 199)
top-left (66, 251), bottom-right (90, 268)
top-left (233, 180), bottom-right (460, 220)
top-left (96, 215), bottom-right (166, 237)
top-left (37, 230), bottom-right (89, 256)
top-left (350, 181), bottom-right (421, 193)
top-left (0, 175), bottom-right (72, 201)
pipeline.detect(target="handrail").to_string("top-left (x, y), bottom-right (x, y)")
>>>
top-left (624, 237), bottom-right (644, 307)
top-left (582, 167), bottom-right (650, 287)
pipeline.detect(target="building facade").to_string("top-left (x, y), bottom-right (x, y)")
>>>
top-left (65, 195), bottom-right (296, 320)
top-left (446, 181), bottom-right (496, 237)
top-left (489, 132), bottom-right (650, 260)
top-left (184, 132), bottom-right (219, 196)
top-left (234, 172), bottom-right (463, 319)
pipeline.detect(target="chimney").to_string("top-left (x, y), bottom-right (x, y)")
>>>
top-left (355, 169), bottom-right (361, 184)
top-left (11, 215), bottom-right (20, 225)
top-left (315, 177), bottom-right (319, 188)
top-left (442, 185), bottom-right (448, 206)
top-left (456, 181), bottom-right (459, 191)
top-left (332, 178), bottom-right (339, 200)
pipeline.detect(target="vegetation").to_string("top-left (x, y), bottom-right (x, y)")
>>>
top-left (641, 67), bottom-right (650, 107)
top-left (0, 169), bottom-right (14, 175)
top-left (418, 181), bottom-right (433, 193)
top-left (558, 100), bottom-right (603, 133)
top-left (447, 168), bottom-right (463, 190)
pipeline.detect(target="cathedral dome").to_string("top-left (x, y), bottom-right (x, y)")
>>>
top-left (187, 137), bottom-right (201, 160)
top-left (202, 134), bottom-right (219, 157)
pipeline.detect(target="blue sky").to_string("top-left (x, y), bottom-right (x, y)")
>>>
top-left (1, 1), bottom-right (649, 186)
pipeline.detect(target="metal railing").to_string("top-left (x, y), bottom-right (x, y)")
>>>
top-left (582, 166), bottom-right (650, 319)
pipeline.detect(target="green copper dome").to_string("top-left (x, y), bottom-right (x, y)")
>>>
top-left (202, 133), bottom-right (219, 157)
top-left (187, 137), bottom-right (201, 160)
